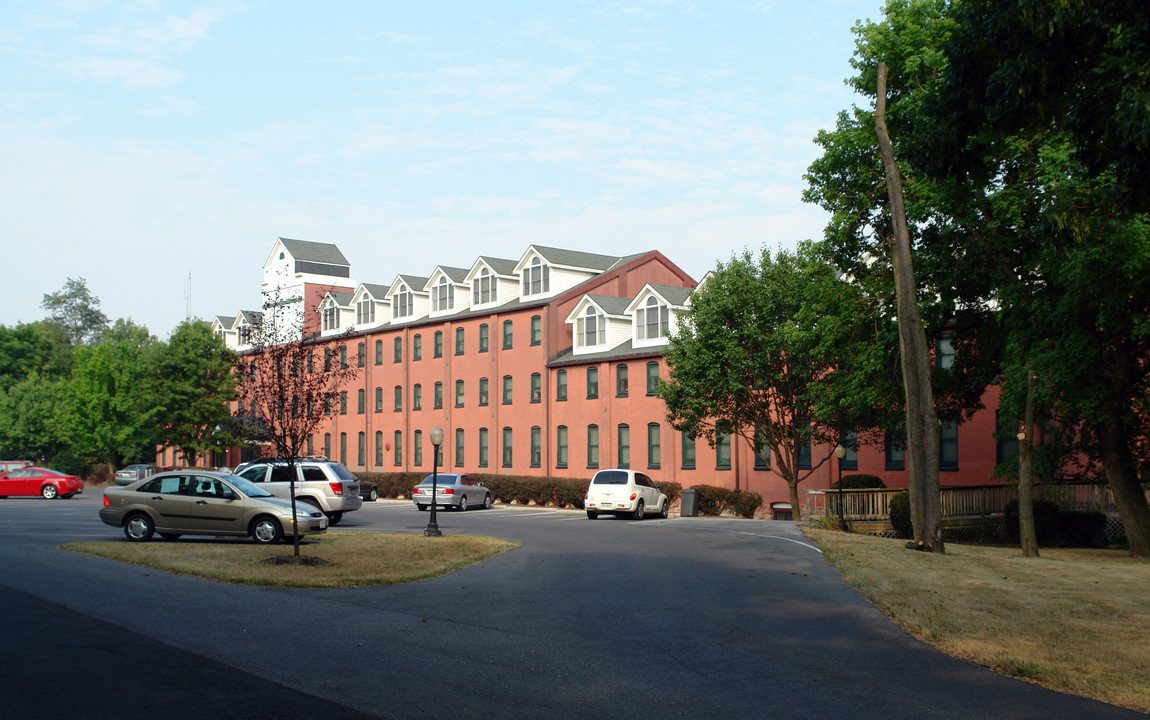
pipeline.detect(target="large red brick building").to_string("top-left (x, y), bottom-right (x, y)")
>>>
top-left (193, 238), bottom-right (1014, 519)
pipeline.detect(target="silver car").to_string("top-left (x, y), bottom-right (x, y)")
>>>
top-left (100, 470), bottom-right (327, 543)
top-left (114, 464), bottom-right (160, 485)
top-left (411, 474), bottom-right (492, 511)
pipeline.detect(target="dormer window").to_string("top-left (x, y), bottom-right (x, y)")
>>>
top-left (356, 298), bottom-right (375, 325)
top-left (239, 325), bottom-right (254, 345)
top-left (322, 302), bottom-right (340, 331)
top-left (576, 306), bottom-right (604, 348)
top-left (394, 286), bottom-right (413, 319)
top-left (473, 268), bottom-right (495, 305)
top-left (522, 257), bottom-right (549, 296)
top-left (433, 277), bottom-right (454, 312)
top-left (636, 296), bottom-right (669, 341)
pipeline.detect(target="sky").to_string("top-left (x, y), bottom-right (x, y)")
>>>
top-left (1, 0), bottom-right (885, 339)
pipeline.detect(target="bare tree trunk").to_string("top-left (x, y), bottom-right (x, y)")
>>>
top-left (788, 479), bottom-right (802, 522)
top-left (875, 62), bottom-right (944, 553)
top-left (1017, 369), bottom-right (1039, 557)
top-left (1096, 417), bottom-right (1150, 558)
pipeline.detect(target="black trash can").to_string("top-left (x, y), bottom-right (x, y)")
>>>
top-left (680, 488), bottom-right (699, 517)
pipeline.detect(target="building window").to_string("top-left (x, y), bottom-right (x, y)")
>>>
top-left (716, 433), bottom-right (731, 469)
top-left (587, 425), bottom-right (599, 469)
top-left (339, 432), bottom-right (347, 465)
top-left (393, 386), bottom-right (402, 412)
top-left (357, 342), bottom-right (365, 367)
top-left (413, 430), bottom-right (422, 466)
top-left (322, 302), bottom-right (340, 331)
top-left (375, 386), bottom-right (383, 413)
top-left (479, 377), bottom-right (489, 406)
top-left (636, 296), bottom-right (669, 341)
top-left (357, 432), bottom-right (365, 466)
top-left (798, 438), bottom-right (812, 470)
top-left (586, 367), bottom-right (598, 399)
top-left (374, 339), bottom-right (382, 365)
top-left (681, 431), bottom-right (696, 470)
top-left (502, 427), bottom-right (513, 468)
top-left (394, 337), bottom-right (402, 363)
top-left (340, 345), bottom-right (347, 369)
top-left (357, 389), bottom-right (365, 414)
top-left (434, 331), bottom-right (443, 358)
top-left (413, 384), bottom-right (422, 411)
top-left (455, 429), bottom-right (465, 467)
top-left (433, 276), bottom-right (454, 312)
top-left (754, 426), bottom-right (771, 469)
top-left (937, 335), bottom-right (955, 371)
top-left (523, 256), bottom-right (550, 295)
top-left (502, 320), bottom-right (513, 349)
top-left (324, 433), bottom-right (331, 459)
top-left (940, 420), bottom-right (959, 471)
top-left (556, 426), bottom-right (568, 468)
top-left (473, 267), bottom-right (495, 305)
top-left (434, 382), bottom-right (443, 409)
top-left (479, 323), bottom-right (489, 352)
top-left (413, 334), bottom-right (422, 361)
top-left (646, 362), bottom-right (660, 395)
top-left (997, 411), bottom-right (1020, 466)
top-left (502, 375), bottom-right (513, 405)
top-left (478, 428), bottom-right (489, 468)
top-left (394, 286), bottom-right (413, 319)
top-left (375, 431), bottom-right (383, 466)
top-left (577, 306), bottom-right (604, 348)
top-left (530, 315), bottom-right (541, 345)
top-left (323, 348), bottom-right (331, 372)
top-left (455, 380), bottom-right (465, 407)
top-left (840, 431), bottom-right (858, 471)
top-left (647, 423), bottom-right (661, 469)
top-left (618, 424), bottom-right (630, 468)
top-left (307, 350), bottom-right (313, 374)
top-left (886, 422), bottom-right (906, 471)
top-left (307, 435), bottom-right (313, 456)
top-left (556, 370), bottom-right (567, 401)
top-left (530, 373), bottom-right (541, 403)
top-left (530, 426), bottom-right (541, 468)
top-left (455, 327), bottom-right (465, 355)
top-left (357, 298), bottom-right (376, 325)
top-left (339, 391), bottom-right (347, 415)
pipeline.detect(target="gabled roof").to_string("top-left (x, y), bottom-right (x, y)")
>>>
top-left (237, 310), bottom-right (263, 326)
top-left (213, 315), bottom-right (236, 329)
top-left (358, 283), bottom-right (392, 300)
top-left (393, 275), bottom-right (430, 293)
top-left (478, 256), bottom-right (519, 275)
top-left (426, 266), bottom-right (470, 287)
top-left (565, 294), bottom-right (632, 323)
top-left (529, 245), bottom-right (624, 272)
top-left (645, 283), bottom-right (693, 307)
top-left (321, 291), bottom-right (355, 307)
top-left (278, 238), bottom-right (350, 266)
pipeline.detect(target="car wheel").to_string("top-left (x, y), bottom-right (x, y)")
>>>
top-left (483, 493), bottom-right (493, 509)
top-left (459, 495), bottom-right (468, 511)
top-left (251, 516), bottom-right (283, 544)
top-left (660, 499), bottom-right (669, 519)
top-left (327, 512), bottom-right (344, 526)
top-left (633, 499), bottom-right (645, 520)
top-left (124, 513), bottom-right (154, 542)
top-left (417, 504), bottom-right (428, 511)
top-left (159, 533), bottom-right (182, 541)
top-left (586, 510), bottom-right (598, 520)
top-left (367, 487), bottom-right (378, 502)
top-left (41, 484), bottom-right (58, 500)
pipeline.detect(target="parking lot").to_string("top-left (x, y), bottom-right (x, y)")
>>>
top-left (0, 491), bottom-right (1141, 720)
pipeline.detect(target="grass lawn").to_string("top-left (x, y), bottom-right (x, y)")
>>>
top-left (63, 532), bottom-right (520, 588)
top-left (804, 527), bottom-right (1150, 713)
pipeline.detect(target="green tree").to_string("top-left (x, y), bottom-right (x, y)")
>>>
top-left (0, 374), bottom-right (67, 462)
top-left (41, 277), bottom-right (109, 346)
top-left (153, 320), bottom-right (239, 467)
top-left (658, 242), bottom-right (888, 520)
top-left (0, 321), bottom-right (74, 391)
top-left (60, 319), bottom-right (164, 467)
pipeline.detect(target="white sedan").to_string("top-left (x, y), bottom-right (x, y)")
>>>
top-left (584, 469), bottom-right (668, 520)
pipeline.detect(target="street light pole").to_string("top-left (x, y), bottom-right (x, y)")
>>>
top-left (834, 444), bottom-right (849, 532)
top-left (425, 427), bottom-right (444, 537)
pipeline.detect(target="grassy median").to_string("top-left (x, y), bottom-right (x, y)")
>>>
top-left (63, 532), bottom-right (520, 588)
top-left (804, 527), bottom-right (1150, 713)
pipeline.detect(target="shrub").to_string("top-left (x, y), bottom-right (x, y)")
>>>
top-left (691, 484), bottom-right (730, 516)
top-left (728, 489), bottom-right (764, 518)
top-left (1055, 510), bottom-right (1107, 548)
top-left (832, 474), bottom-right (886, 490)
top-left (889, 490), bottom-right (912, 538)
top-left (657, 481), bottom-right (681, 502)
top-left (1004, 499), bottom-right (1061, 545)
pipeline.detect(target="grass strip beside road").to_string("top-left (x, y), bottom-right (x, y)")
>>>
top-left (804, 527), bottom-right (1150, 713)
top-left (63, 532), bottom-right (520, 588)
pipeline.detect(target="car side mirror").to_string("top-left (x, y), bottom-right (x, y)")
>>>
top-left (221, 490), bottom-right (236, 500)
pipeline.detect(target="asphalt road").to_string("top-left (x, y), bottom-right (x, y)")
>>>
top-left (0, 491), bottom-right (1142, 720)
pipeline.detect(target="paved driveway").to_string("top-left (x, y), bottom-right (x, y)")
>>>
top-left (0, 493), bottom-right (1141, 719)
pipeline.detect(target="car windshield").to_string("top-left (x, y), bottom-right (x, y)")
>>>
top-left (592, 470), bottom-right (628, 485)
top-left (225, 475), bottom-right (274, 498)
top-left (329, 463), bottom-right (359, 482)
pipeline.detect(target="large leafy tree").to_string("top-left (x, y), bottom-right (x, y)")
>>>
top-left (153, 320), bottom-right (239, 467)
top-left (40, 277), bottom-right (109, 346)
top-left (59, 319), bottom-right (164, 467)
top-left (0, 374), bottom-right (68, 462)
top-left (0, 321), bottom-right (74, 392)
top-left (658, 242), bottom-right (890, 519)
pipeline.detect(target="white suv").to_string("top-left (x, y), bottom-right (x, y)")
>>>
top-left (234, 460), bottom-right (363, 525)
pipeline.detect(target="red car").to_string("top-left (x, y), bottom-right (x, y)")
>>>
top-left (0, 467), bottom-right (84, 499)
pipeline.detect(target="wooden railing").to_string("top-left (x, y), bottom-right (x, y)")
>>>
top-left (805, 483), bottom-right (1146, 521)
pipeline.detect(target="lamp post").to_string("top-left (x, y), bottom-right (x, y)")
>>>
top-left (833, 444), bottom-right (849, 532)
top-left (424, 427), bottom-right (445, 537)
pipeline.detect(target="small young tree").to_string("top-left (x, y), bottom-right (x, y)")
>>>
top-left (236, 285), bottom-right (360, 556)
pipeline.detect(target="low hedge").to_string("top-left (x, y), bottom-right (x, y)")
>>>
top-left (688, 484), bottom-right (763, 518)
top-left (1004, 499), bottom-right (1062, 545)
top-left (832, 474), bottom-right (886, 490)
